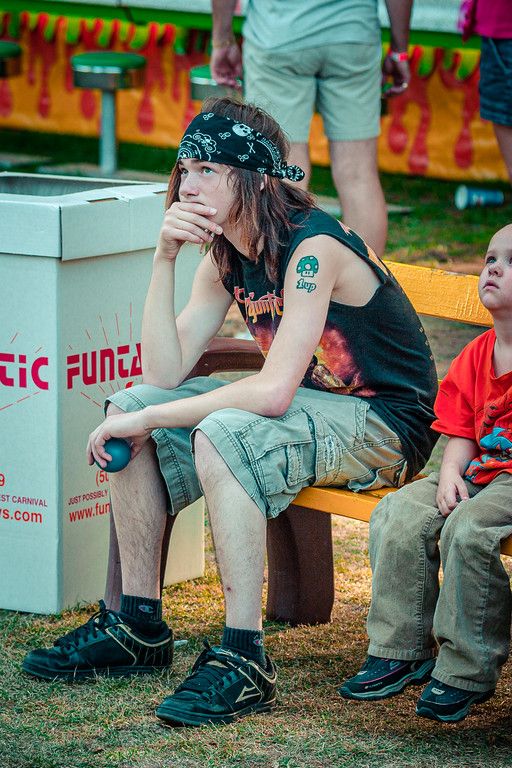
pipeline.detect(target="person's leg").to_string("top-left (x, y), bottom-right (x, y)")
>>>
top-left (155, 425), bottom-right (277, 727)
top-left (287, 142), bottom-right (311, 190)
top-left (155, 396), bottom-right (341, 726)
top-left (318, 41), bottom-right (386, 256)
top-left (155, 393), bottom-right (404, 724)
top-left (242, 40), bottom-right (316, 191)
top-left (494, 124), bottom-right (512, 183)
top-left (107, 405), bottom-right (167, 600)
top-left (416, 474), bottom-right (512, 722)
top-left (329, 139), bottom-right (387, 257)
top-left (22, 378), bottom-right (225, 681)
top-left (431, 474), bottom-right (512, 691)
top-left (478, 37), bottom-right (512, 184)
top-left (366, 474), bottom-right (445, 658)
top-left (338, 474), bottom-right (444, 700)
top-left (194, 430), bottom-right (266, 631)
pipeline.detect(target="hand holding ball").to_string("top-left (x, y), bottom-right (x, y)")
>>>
top-left (95, 438), bottom-right (131, 473)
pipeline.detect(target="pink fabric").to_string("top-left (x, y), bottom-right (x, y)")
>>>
top-left (475, 0), bottom-right (512, 38)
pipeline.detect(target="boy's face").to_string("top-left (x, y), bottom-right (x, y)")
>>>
top-left (478, 225), bottom-right (512, 313)
top-left (178, 158), bottom-right (236, 227)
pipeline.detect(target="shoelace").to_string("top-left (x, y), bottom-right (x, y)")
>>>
top-left (175, 641), bottom-right (237, 696)
top-left (54, 600), bottom-right (117, 651)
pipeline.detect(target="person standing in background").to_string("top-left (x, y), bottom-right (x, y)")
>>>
top-left (472, 0), bottom-right (512, 184)
top-left (210, 0), bottom-right (413, 258)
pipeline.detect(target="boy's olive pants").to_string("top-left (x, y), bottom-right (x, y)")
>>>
top-left (367, 472), bottom-right (512, 692)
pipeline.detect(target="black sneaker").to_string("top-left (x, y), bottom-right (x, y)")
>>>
top-left (416, 678), bottom-right (495, 723)
top-left (22, 600), bottom-right (173, 680)
top-left (155, 640), bottom-right (277, 726)
top-left (339, 655), bottom-right (436, 700)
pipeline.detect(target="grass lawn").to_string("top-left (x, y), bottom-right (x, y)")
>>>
top-left (2, 520), bottom-right (512, 768)
top-left (1, 129), bottom-right (512, 767)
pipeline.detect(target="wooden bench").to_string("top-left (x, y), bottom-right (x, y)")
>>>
top-left (105, 261), bottom-right (510, 626)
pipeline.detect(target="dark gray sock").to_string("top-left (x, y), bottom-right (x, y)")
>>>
top-left (221, 626), bottom-right (266, 666)
top-left (119, 594), bottom-right (166, 638)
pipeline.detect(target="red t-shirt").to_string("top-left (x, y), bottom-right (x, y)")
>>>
top-left (432, 329), bottom-right (512, 485)
top-left (475, 0), bottom-right (512, 39)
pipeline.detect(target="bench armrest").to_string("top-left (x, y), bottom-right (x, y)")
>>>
top-left (186, 336), bottom-right (264, 379)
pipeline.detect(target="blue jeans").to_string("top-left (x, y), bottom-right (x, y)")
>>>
top-left (367, 472), bottom-right (512, 691)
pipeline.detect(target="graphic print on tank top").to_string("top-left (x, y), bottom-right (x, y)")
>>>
top-left (233, 279), bottom-right (376, 398)
top-left (465, 389), bottom-right (512, 483)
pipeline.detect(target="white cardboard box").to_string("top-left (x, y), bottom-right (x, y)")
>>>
top-left (0, 173), bottom-right (204, 614)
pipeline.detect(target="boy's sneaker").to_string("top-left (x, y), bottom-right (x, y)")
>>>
top-left (416, 678), bottom-right (495, 723)
top-left (22, 600), bottom-right (173, 680)
top-left (155, 640), bottom-right (277, 726)
top-left (339, 655), bottom-right (435, 700)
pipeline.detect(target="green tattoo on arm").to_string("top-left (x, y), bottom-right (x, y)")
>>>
top-left (296, 255), bottom-right (319, 293)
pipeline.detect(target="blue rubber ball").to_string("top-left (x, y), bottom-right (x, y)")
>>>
top-left (95, 437), bottom-right (131, 473)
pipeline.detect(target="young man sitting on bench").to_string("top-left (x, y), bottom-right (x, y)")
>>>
top-left (22, 97), bottom-right (438, 726)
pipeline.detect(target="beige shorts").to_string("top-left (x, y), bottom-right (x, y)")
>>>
top-left (243, 40), bottom-right (382, 142)
top-left (107, 378), bottom-right (407, 520)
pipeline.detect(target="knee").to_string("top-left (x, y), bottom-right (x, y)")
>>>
top-left (193, 429), bottom-right (222, 482)
top-left (194, 429), bottom-right (212, 458)
top-left (331, 148), bottom-right (378, 187)
top-left (106, 402), bottom-right (124, 417)
top-left (370, 485), bottom-right (439, 553)
top-left (442, 509), bottom-right (482, 554)
top-left (370, 489), bottom-right (416, 539)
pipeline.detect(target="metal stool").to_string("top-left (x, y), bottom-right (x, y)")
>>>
top-left (71, 52), bottom-right (146, 176)
top-left (0, 40), bottom-right (21, 78)
top-left (189, 64), bottom-right (241, 102)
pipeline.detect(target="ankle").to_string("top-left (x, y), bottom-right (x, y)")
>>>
top-left (221, 626), bottom-right (266, 666)
top-left (119, 594), bottom-right (167, 638)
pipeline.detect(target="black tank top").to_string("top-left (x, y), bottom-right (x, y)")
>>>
top-left (222, 208), bottom-right (438, 478)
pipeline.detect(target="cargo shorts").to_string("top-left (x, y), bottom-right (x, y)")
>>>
top-left (107, 377), bottom-right (407, 520)
top-left (243, 40), bottom-right (382, 142)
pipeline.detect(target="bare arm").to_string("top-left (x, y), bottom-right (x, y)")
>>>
top-left (87, 235), bottom-right (348, 465)
top-left (436, 436), bottom-right (479, 517)
top-left (384, 0), bottom-right (413, 52)
top-left (141, 201), bottom-right (231, 388)
top-left (210, 0), bottom-right (242, 87)
top-left (382, 0), bottom-right (413, 95)
top-left (142, 236), bottom-right (341, 425)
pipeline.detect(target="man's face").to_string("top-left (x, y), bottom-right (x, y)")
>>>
top-left (478, 224), bottom-right (512, 313)
top-left (178, 158), bottom-right (236, 227)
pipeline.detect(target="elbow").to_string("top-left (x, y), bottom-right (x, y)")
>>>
top-left (142, 366), bottom-right (181, 390)
top-left (260, 384), bottom-right (295, 418)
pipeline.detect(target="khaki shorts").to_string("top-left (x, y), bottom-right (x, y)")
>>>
top-left (243, 40), bottom-right (382, 142)
top-left (107, 378), bottom-right (407, 520)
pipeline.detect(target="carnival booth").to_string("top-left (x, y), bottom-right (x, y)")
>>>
top-left (0, 0), bottom-right (508, 182)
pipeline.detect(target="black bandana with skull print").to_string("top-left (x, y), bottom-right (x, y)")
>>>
top-left (177, 112), bottom-right (305, 181)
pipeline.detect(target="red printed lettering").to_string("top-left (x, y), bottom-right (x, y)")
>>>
top-left (0, 353), bottom-right (49, 390)
top-left (66, 343), bottom-right (142, 390)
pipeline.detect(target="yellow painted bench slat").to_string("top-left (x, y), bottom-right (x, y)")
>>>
top-left (293, 485), bottom-right (512, 557)
top-left (386, 261), bottom-right (492, 326)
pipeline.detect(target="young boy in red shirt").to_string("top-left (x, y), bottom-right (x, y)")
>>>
top-left (340, 223), bottom-right (512, 723)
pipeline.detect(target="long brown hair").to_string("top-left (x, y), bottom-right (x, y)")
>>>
top-left (166, 96), bottom-right (315, 284)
